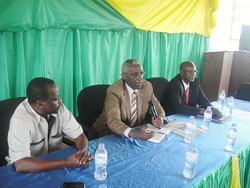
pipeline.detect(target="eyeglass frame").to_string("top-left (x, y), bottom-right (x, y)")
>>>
top-left (122, 71), bottom-right (146, 78)
top-left (183, 69), bottom-right (197, 74)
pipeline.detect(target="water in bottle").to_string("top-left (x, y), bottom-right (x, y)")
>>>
top-left (218, 90), bottom-right (226, 110)
top-left (183, 143), bottom-right (198, 179)
top-left (226, 96), bottom-right (234, 117)
top-left (184, 116), bottom-right (196, 143)
top-left (225, 123), bottom-right (237, 152)
top-left (94, 143), bottom-right (108, 181)
top-left (201, 106), bottom-right (212, 131)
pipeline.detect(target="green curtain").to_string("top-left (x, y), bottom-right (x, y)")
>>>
top-left (238, 144), bottom-right (250, 188)
top-left (0, 28), bottom-right (208, 115)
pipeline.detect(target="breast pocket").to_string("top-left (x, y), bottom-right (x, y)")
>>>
top-left (30, 138), bottom-right (45, 157)
top-left (49, 134), bottom-right (63, 152)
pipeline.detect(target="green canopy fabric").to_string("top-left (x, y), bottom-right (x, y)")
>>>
top-left (0, 0), bottom-right (209, 115)
top-left (0, 0), bottom-right (133, 31)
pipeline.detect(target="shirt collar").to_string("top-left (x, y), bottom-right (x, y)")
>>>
top-left (24, 98), bottom-right (57, 123)
top-left (182, 79), bottom-right (190, 91)
top-left (125, 82), bottom-right (138, 97)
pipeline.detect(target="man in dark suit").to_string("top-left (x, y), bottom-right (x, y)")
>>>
top-left (162, 61), bottom-right (222, 117)
top-left (93, 59), bottom-right (166, 140)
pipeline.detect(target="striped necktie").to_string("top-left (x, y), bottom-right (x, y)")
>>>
top-left (130, 91), bottom-right (137, 127)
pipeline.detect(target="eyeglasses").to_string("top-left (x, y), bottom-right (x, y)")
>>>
top-left (184, 69), bottom-right (197, 74)
top-left (46, 96), bottom-right (61, 104)
top-left (123, 71), bottom-right (145, 78)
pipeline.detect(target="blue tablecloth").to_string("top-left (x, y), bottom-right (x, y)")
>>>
top-left (0, 99), bottom-right (250, 188)
top-left (212, 98), bottom-right (250, 112)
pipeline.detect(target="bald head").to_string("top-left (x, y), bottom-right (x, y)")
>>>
top-left (180, 61), bottom-right (197, 84)
top-left (180, 61), bottom-right (195, 72)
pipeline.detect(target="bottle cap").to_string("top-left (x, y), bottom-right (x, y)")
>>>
top-left (190, 116), bottom-right (194, 120)
top-left (231, 123), bottom-right (237, 128)
top-left (98, 143), bottom-right (105, 149)
top-left (98, 184), bottom-right (107, 188)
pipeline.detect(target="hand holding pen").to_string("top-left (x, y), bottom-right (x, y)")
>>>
top-left (152, 116), bottom-right (163, 129)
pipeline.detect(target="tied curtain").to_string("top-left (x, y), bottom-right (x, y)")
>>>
top-left (0, 0), bottom-right (211, 115)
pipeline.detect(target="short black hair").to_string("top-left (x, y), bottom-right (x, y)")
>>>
top-left (26, 77), bottom-right (55, 104)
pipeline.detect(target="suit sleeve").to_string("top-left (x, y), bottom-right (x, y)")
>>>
top-left (149, 84), bottom-right (166, 119)
top-left (167, 82), bottom-right (201, 116)
top-left (197, 86), bottom-right (211, 108)
top-left (105, 87), bottom-right (129, 136)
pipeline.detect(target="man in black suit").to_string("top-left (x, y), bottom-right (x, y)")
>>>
top-left (163, 61), bottom-right (222, 117)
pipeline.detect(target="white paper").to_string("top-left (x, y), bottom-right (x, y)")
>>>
top-left (146, 123), bottom-right (171, 143)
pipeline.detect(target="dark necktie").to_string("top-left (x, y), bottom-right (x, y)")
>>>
top-left (47, 115), bottom-right (55, 141)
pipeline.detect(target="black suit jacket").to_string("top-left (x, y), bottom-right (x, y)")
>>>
top-left (162, 74), bottom-right (211, 116)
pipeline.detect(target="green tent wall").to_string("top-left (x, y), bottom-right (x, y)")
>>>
top-left (0, 0), bottom-right (209, 115)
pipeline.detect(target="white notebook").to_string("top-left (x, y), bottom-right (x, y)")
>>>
top-left (146, 123), bottom-right (171, 143)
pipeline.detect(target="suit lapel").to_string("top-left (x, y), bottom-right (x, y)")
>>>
top-left (122, 83), bottom-right (131, 122)
top-left (180, 81), bottom-right (186, 104)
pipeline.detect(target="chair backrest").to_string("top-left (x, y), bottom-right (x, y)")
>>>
top-left (146, 77), bottom-right (169, 105)
top-left (77, 84), bottom-right (110, 128)
top-left (235, 83), bottom-right (250, 101)
top-left (0, 97), bottom-right (26, 166)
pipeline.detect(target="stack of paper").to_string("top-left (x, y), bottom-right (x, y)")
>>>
top-left (167, 120), bottom-right (205, 138)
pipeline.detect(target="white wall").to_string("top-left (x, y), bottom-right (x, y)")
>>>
top-left (209, 0), bottom-right (235, 51)
top-left (210, 0), bottom-right (250, 51)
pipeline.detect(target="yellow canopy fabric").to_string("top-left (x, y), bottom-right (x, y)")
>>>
top-left (108, 0), bottom-right (219, 36)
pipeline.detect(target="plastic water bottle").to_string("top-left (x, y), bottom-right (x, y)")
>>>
top-left (226, 96), bottom-right (234, 117)
top-left (183, 143), bottom-right (198, 179)
top-left (218, 90), bottom-right (226, 109)
top-left (94, 143), bottom-right (107, 181)
top-left (225, 123), bottom-right (237, 152)
top-left (184, 116), bottom-right (196, 143)
top-left (201, 106), bottom-right (212, 131)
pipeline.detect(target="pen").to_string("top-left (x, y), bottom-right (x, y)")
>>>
top-left (156, 132), bottom-right (165, 135)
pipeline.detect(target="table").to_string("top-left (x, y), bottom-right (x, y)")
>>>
top-left (0, 99), bottom-right (250, 188)
top-left (213, 98), bottom-right (250, 112)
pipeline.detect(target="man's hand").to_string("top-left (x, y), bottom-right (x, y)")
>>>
top-left (152, 116), bottom-right (163, 128)
top-left (14, 150), bottom-right (94, 173)
top-left (66, 150), bottom-right (93, 167)
top-left (128, 124), bottom-right (155, 140)
top-left (211, 107), bottom-right (223, 118)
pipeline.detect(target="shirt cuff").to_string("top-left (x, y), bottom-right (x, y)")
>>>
top-left (124, 127), bottom-right (132, 138)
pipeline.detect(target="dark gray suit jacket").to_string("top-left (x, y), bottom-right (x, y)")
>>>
top-left (162, 74), bottom-right (211, 116)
